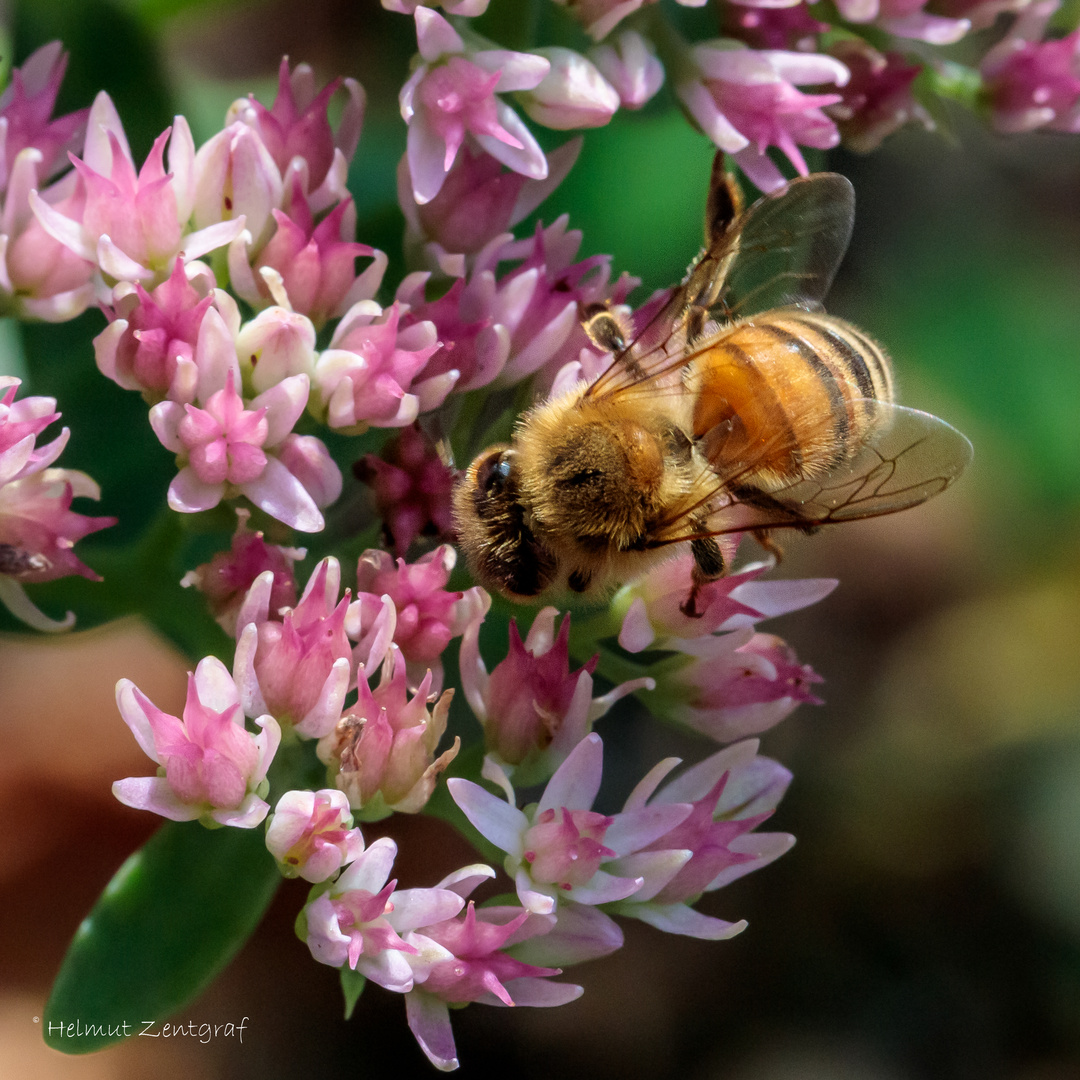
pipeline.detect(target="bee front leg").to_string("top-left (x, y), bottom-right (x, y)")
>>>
top-left (681, 536), bottom-right (726, 618)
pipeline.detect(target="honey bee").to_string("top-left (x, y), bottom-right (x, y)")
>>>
top-left (453, 154), bottom-right (972, 614)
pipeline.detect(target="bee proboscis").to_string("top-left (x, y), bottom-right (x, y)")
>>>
top-left (453, 154), bottom-right (973, 612)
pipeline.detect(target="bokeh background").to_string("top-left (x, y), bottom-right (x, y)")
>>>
top-left (1, 1), bottom-right (1078, 1077)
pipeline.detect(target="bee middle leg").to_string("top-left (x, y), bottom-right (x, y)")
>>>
top-left (680, 536), bottom-right (726, 618)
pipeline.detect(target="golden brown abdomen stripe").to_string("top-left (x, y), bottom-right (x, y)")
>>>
top-left (691, 309), bottom-right (896, 488)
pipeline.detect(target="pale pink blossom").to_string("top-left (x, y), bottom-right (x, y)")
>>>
top-left (313, 299), bottom-right (446, 430)
top-left (227, 56), bottom-right (364, 213)
top-left (30, 92), bottom-right (245, 287)
top-left (383, 0), bottom-right (490, 15)
top-left (179, 508), bottom-right (303, 636)
top-left (519, 48), bottom-right (620, 130)
top-left (552, 0), bottom-right (709, 41)
top-left (460, 602), bottom-right (651, 785)
top-left (299, 835), bottom-right (465, 990)
top-left (606, 739), bottom-right (793, 938)
top-left (350, 545), bottom-right (484, 691)
top-left (678, 42), bottom-right (849, 192)
top-left (355, 422), bottom-right (456, 554)
top-left (265, 788), bottom-right (365, 882)
top-left (1, 155), bottom-right (95, 321)
top-left (449, 733), bottom-right (693, 915)
top-left (318, 646), bottom-right (460, 818)
top-left (613, 554), bottom-right (837, 652)
top-left (650, 628), bottom-right (823, 742)
top-left (112, 655), bottom-right (280, 828)
top-left (401, 866), bottom-right (581, 1072)
top-left (191, 120), bottom-right (283, 252)
top-left (148, 307), bottom-right (338, 531)
top-left (93, 257), bottom-right (216, 402)
top-left (235, 304), bottom-right (317, 394)
top-left (400, 9), bottom-right (550, 204)
top-left (589, 31), bottom-right (666, 110)
top-left (834, 0), bottom-right (971, 44)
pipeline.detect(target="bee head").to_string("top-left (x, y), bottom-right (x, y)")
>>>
top-left (453, 443), bottom-right (557, 601)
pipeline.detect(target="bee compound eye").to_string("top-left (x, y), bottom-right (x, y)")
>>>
top-left (476, 449), bottom-right (513, 494)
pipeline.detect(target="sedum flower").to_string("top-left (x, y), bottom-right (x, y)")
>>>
top-left (313, 299), bottom-right (446, 431)
top-left (383, 0), bottom-right (491, 15)
top-left (0, 377), bottom-right (115, 631)
top-left (112, 655), bottom-right (280, 828)
top-left (229, 179), bottom-right (383, 329)
top-left (648, 628), bottom-right (823, 742)
top-left (349, 545), bottom-right (484, 690)
top-left (613, 553), bottom-right (837, 653)
top-left (401, 865), bottom-right (581, 1073)
top-left (233, 556), bottom-right (390, 740)
top-left (519, 48), bottom-right (621, 130)
top-left (982, 3), bottom-right (1080, 133)
top-left (397, 139), bottom-right (580, 274)
top-left (834, 0), bottom-right (971, 45)
top-left (30, 92), bottom-right (244, 288)
top-left (93, 257), bottom-right (216, 403)
top-left (400, 8), bottom-right (550, 204)
top-left (677, 41), bottom-right (849, 192)
top-left (606, 738), bottom-right (794, 937)
top-left (227, 56), bottom-right (364, 213)
top-left (191, 119), bottom-right (283, 253)
top-left (298, 835), bottom-right (466, 990)
top-left (235, 303), bottom-right (318, 395)
top-left (0, 41), bottom-right (88, 194)
top-left (461, 602), bottom-right (652, 785)
top-left (148, 307), bottom-right (339, 531)
top-left (180, 508), bottom-right (303, 636)
top-left (265, 788), bottom-right (365, 882)
top-left (723, 3), bottom-right (829, 51)
top-left (317, 645), bottom-right (460, 819)
top-left (589, 30), bottom-right (666, 110)
top-left (449, 733), bottom-right (693, 914)
top-left (827, 41), bottom-right (932, 152)
top-left (355, 422), bottom-right (456, 554)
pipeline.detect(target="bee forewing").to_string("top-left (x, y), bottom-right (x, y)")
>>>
top-left (696, 402), bottom-right (973, 537)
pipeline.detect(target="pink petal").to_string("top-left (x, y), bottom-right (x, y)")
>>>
top-left (241, 454), bottom-right (324, 532)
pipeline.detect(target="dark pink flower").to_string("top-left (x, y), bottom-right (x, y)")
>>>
top-left (231, 56), bottom-right (364, 206)
top-left (231, 179), bottom-right (378, 328)
top-left (355, 423), bottom-right (456, 554)
top-left (318, 646), bottom-right (459, 817)
top-left (826, 42), bottom-right (930, 152)
top-left (179, 508), bottom-right (302, 636)
top-left (722, 3), bottom-right (829, 51)
top-left (0, 41), bottom-right (88, 191)
top-left (94, 257), bottom-right (216, 401)
top-left (982, 5), bottom-right (1080, 133)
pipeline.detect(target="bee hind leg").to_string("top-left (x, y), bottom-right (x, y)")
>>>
top-left (752, 528), bottom-right (785, 562)
top-left (680, 536), bottom-right (726, 618)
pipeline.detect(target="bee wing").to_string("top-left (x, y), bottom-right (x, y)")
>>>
top-left (650, 403), bottom-right (973, 546)
top-left (586, 172), bottom-right (856, 400)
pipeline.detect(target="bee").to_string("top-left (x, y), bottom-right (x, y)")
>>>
top-left (453, 153), bottom-right (972, 614)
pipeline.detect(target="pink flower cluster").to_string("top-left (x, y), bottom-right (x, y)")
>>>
top-left (0, 376), bottom-right (114, 631)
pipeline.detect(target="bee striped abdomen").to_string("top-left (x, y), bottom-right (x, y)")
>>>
top-left (690, 309), bottom-right (895, 489)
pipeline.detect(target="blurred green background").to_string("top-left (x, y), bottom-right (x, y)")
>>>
top-left (1, 1), bottom-right (1079, 1078)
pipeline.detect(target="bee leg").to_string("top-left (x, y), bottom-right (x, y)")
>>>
top-left (680, 536), bottom-right (726, 618)
top-left (752, 528), bottom-right (785, 562)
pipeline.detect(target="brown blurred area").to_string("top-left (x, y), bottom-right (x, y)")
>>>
top-left (4, 0), bottom-right (1080, 1077)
